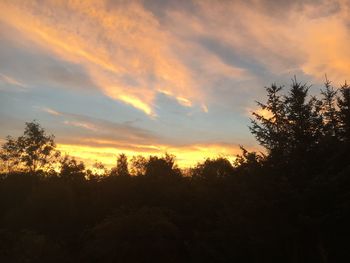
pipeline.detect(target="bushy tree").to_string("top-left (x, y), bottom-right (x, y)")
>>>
top-left (234, 146), bottom-right (263, 174)
top-left (110, 153), bottom-right (129, 177)
top-left (0, 136), bottom-right (21, 172)
top-left (130, 155), bottom-right (147, 176)
top-left (0, 121), bottom-right (60, 172)
top-left (191, 157), bottom-right (234, 179)
top-left (86, 161), bottom-right (107, 180)
top-left (145, 154), bottom-right (180, 177)
top-left (59, 155), bottom-right (85, 181)
top-left (0, 77), bottom-right (350, 262)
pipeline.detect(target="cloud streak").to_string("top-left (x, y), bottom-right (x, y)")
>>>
top-left (0, 73), bottom-right (27, 90)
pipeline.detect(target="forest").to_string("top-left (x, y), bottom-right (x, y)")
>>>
top-left (0, 78), bottom-right (349, 262)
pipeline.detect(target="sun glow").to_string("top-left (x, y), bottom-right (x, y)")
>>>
top-left (57, 142), bottom-right (241, 169)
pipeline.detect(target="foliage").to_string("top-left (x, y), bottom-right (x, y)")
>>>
top-left (0, 78), bottom-right (350, 262)
top-left (145, 153), bottom-right (180, 177)
top-left (59, 155), bottom-right (85, 181)
top-left (0, 121), bottom-right (59, 172)
top-left (191, 157), bottom-right (234, 179)
top-left (338, 82), bottom-right (350, 141)
top-left (110, 154), bottom-right (129, 177)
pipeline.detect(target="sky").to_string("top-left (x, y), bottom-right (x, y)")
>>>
top-left (1, 0), bottom-right (350, 168)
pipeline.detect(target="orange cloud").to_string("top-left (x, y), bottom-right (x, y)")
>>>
top-left (165, 0), bottom-right (350, 84)
top-left (0, 0), bottom-right (252, 115)
top-left (0, 0), bottom-right (202, 115)
top-left (246, 107), bottom-right (274, 120)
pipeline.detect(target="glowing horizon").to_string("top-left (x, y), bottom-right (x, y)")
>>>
top-left (57, 142), bottom-right (244, 169)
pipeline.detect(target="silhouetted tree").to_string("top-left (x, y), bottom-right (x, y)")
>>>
top-left (0, 121), bottom-right (60, 172)
top-left (234, 146), bottom-right (263, 174)
top-left (191, 157), bottom-right (234, 179)
top-left (0, 136), bottom-right (21, 173)
top-left (0, 78), bottom-right (350, 263)
top-left (284, 79), bottom-right (322, 155)
top-left (250, 79), bottom-right (323, 165)
top-left (250, 84), bottom-right (289, 161)
top-left (110, 153), bottom-right (129, 177)
top-left (145, 154), bottom-right (180, 177)
top-left (130, 155), bottom-right (147, 176)
top-left (86, 161), bottom-right (106, 180)
top-left (320, 79), bottom-right (339, 137)
top-left (338, 82), bottom-right (350, 141)
top-left (59, 155), bottom-right (85, 181)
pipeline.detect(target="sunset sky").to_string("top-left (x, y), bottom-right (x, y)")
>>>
top-left (1, 0), bottom-right (350, 168)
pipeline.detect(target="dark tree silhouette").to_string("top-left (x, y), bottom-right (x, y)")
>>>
top-left (0, 136), bottom-right (21, 172)
top-left (191, 157), bottom-right (234, 179)
top-left (249, 84), bottom-right (289, 161)
top-left (284, 79), bottom-right (322, 155)
top-left (0, 77), bottom-right (350, 263)
top-left (0, 121), bottom-right (59, 172)
top-left (59, 155), bottom-right (85, 181)
top-left (130, 155), bottom-right (147, 176)
top-left (338, 82), bottom-right (350, 141)
top-left (250, 78), bottom-right (323, 167)
top-left (110, 153), bottom-right (129, 177)
top-left (320, 79), bottom-right (339, 137)
top-left (145, 154), bottom-right (180, 177)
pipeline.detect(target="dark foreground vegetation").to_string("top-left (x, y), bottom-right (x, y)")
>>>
top-left (0, 78), bottom-right (349, 262)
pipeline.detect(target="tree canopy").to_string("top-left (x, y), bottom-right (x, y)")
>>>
top-left (0, 121), bottom-right (59, 173)
top-left (0, 78), bottom-right (349, 262)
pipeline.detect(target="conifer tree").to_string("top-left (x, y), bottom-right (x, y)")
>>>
top-left (337, 82), bottom-right (350, 141)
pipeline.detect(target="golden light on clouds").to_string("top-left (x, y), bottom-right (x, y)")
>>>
top-left (1, 0), bottom-right (349, 104)
top-left (0, 0), bottom-right (204, 115)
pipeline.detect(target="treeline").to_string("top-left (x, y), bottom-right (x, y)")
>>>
top-left (0, 78), bottom-right (349, 262)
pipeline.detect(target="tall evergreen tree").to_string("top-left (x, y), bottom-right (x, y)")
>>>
top-left (337, 82), bottom-right (350, 141)
top-left (320, 79), bottom-right (339, 137)
top-left (284, 79), bottom-right (322, 154)
top-left (249, 84), bottom-right (289, 161)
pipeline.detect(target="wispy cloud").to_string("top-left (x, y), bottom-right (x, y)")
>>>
top-left (0, 73), bottom-right (26, 89)
top-left (63, 120), bottom-right (98, 132)
top-left (39, 107), bottom-right (61, 116)
top-left (38, 108), bottom-right (161, 145)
